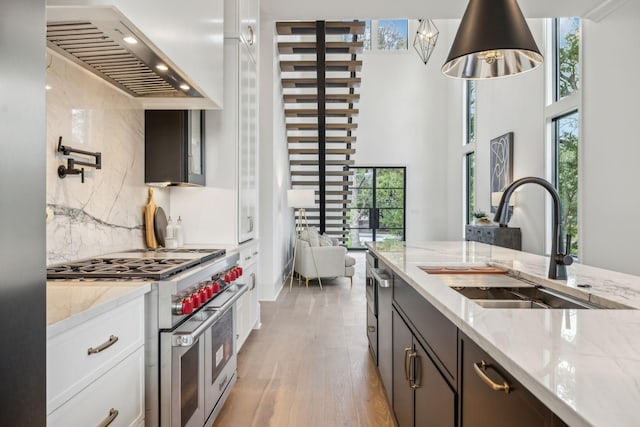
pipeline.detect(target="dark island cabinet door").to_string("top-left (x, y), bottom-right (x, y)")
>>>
top-left (393, 310), bottom-right (457, 427)
top-left (460, 334), bottom-right (567, 427)
top-left (393, 310), bottom-right (415, 427)
top-left (414, 338), bottom-right (456, 426)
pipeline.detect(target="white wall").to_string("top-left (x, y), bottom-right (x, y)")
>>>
top-left (580, 0), bottom-right (640, 274)
top-left (471, 20), bottom-right (547, 255)
top-left (258, 14), bottom-right (295, 300)
top-left (356, 20), bottom-right (450, 242)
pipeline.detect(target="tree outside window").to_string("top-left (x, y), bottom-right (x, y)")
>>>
top-left (377, 19), bottom-right (408, 50)
top-left (555, 17), bottom-right (580, 101)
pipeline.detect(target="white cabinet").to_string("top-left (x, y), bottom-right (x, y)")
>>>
top-left (238, 38), bottom-right (258, 243)
top-left (235, 241), bottom-right (260, 350)
top-left (204, 22), bottom-right (258, 244)
top-left (47, 296), bottom-right (145, 426)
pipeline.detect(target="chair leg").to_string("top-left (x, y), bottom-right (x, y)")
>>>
top-left (305, 277), bottom-right (309, 288)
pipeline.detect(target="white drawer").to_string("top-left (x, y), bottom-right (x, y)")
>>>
top-left (48, 347), bottom-right (144, 427)
top-left (239, 245), bottom-right (259, 268)
top-left (47, 297), bottom-right (144, 412)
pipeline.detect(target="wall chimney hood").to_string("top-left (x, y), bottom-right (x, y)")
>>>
top-left (46, 6), bottom-right (203, 99)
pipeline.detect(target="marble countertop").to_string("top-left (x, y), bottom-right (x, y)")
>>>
top-left (47, 281), bottom-right (151, 339)
top-left (367, 241), bottom-right (640, 427)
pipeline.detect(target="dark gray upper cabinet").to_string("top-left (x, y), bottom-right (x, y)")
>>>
top-left (145, 110), bottom-right (205, 186)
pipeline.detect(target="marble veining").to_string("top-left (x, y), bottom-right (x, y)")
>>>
top-left (368, 241), bottom-right (640, 427)
top-left (47, 281), bottom-right (151, 339)
top-left (46, 51), bottom-right (169, 264)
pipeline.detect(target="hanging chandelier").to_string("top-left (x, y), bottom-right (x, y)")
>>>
top-left (413, 19), bottom-right (439, 65)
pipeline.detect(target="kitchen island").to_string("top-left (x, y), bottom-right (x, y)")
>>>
top-left (368, 241), bottom-right (640, 427)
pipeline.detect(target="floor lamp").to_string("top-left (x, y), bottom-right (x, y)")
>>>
top-left (287, 189), bottom-right (323, 291)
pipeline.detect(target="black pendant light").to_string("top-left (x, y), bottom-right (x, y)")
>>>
top-left (442, 0), bottom-right (543, 79)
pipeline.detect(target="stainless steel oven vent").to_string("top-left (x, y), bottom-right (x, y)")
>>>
top-left (46, 15), bottom-right (202, 98)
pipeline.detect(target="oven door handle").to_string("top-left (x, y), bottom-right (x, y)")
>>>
top-left (172, 284), bottom-right (248, 347)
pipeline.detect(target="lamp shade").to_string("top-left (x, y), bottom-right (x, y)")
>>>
top-left (287, 189), bottom-right (315, 208)
top-left (442, 0), bottom-right (543, 79)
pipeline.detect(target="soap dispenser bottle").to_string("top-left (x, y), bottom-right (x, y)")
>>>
top-left (175, 216), bottom-right (184, 247)
top-left (165, 216), bottom-right (176, 248)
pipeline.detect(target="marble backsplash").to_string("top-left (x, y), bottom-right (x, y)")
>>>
top-left (46, 51), bottom-right (169, 265)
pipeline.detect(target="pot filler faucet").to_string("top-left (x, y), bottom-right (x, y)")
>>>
top-left (493, 176), bottom-right (573, 280)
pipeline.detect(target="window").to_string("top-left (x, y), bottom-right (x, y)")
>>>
top-left (466, 81), bottom-right (476, 145)
top-left (463, 80), bottom-right (476, 226)
top-left (547, 17), bottom-right (580, 257)
top-left (554, 17), bottom-right (580, 101)
top-left (377, 19), bottom-right (408, 50)
top-left (465, 152), bottom-right (476, 225)
top-left (552, 112), bottom-right (579, 255)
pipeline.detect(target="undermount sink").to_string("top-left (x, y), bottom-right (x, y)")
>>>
top-left (421, 264), bottom-right (632, 310)
top-left (452, 285), bottom-right (600, 309)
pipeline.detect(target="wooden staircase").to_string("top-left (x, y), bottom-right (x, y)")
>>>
top-left (277, 20), bottom-right (365, 242)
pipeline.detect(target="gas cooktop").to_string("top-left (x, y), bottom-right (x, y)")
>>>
top-left (46, 248), bottom-right (226, 280)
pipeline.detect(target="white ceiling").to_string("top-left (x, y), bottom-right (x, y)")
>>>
top-left (261, 0), bottom-right (622, 21)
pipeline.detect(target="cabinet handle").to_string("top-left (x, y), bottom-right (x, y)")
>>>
top-left (248, 216), bottom-right (254, 232)
top-left (473, 360), bottom-right (511, 394)
top-left (367, 326), bottom-right (375, 333)
top-left (97, 408), bottom-right (119, 427)
top-left (252, 251), bottom-right (258, 255)
top-left (410, 353), bottom-right (421, 389)
top-left (87, 335), bottom-right (119, 355)
top-left (247, 25), bottom-right (255, 46)
top-left (244, 256), bottom-right (252, 261)
top-left (250, 272), bottom-right (256, 290)
top-left (403, 347), bottom-right (413, 384)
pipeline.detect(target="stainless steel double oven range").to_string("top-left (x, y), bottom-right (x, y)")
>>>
top-left (47, 248), bottom-right (248, 427)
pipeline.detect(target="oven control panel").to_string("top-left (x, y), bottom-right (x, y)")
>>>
top-left (172, 266), bottom-right (244, 315)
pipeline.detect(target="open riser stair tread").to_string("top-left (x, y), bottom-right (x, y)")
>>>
top-left (279, 20), bottom-right (362, 238)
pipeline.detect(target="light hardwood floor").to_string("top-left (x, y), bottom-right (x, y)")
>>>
top-left (213, 251), bottom-right (396, 427)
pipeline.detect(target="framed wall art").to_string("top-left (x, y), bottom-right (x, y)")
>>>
top-left (490, 132), bottom-right (513, 212)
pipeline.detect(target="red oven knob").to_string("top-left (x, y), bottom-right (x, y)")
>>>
top-left (191, 293), bottom-right (201, 308)
top-left (204, 285), bottom-right (213, 299)
top-left (198, 289), bottom-right (208, 303)
top-left (211, 281), bottom-right (221, 293)
top-left (230, 269), bottom-right (238, 281)
top-left (224, 273), bottom-right (232, 283)
top-left (237, 266), bottom-right (243, 276)
top-left (181, 299), bottom-right (194, 315)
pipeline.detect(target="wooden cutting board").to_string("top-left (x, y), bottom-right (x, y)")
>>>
top-left (143, 187), bottom-right (158, 249)
top-left (420, 266), bottom-right (507, 274)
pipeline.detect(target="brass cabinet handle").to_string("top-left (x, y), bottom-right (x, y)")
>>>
top-left (367, 326), bottom-right (375, 333)
top-left (474, 360), bottom-right (511, 394)
top-left (87, 335), bottom-right (119, 355)
top-left (410, 353), bottom-right (421, 389)
top-left (98, 408), bottom-right (119, 427)
top-left (403, 347), bottom-right (413, 384)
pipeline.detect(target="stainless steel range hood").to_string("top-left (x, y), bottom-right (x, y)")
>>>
top-left (46, 6), bottom-right (203, 99)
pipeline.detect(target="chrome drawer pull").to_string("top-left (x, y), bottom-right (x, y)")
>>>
top-left (87, 335), bottom-right (119, 355)
top-left (474, 360), bottom-right (511, 394)
top-left (98, 408), bottom-right (119, 427)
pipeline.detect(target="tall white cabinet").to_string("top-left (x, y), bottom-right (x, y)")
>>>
top-left (206, 0), bottom-right (260, 351)
top-left (203, 0), bottom-right (258, 244)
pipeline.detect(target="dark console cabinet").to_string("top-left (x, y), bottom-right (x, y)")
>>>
top-left (145, 110), bottom-right (205, 186)
top-left (465, 225), bottom-right (521, 250)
